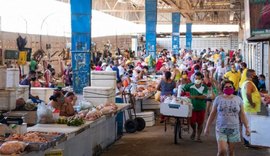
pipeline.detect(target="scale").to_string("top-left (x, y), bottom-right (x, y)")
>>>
top-left (0, 112), bottom-right (25, 125)
top-left (0, 112), bottom-right (27, 135)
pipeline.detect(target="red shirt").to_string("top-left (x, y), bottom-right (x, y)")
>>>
top-left (156, 58), bottom-right (164, 71)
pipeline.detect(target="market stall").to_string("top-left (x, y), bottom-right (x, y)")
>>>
top-left (0, 104), bottom-right (129, 155)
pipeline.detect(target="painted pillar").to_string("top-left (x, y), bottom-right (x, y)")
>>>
top-left (70, 0), bottom-right (92, 94)
top-left (145, 0), bottom-right (157, 58)
top-left (186, 23), bottom-right (192, 50)
top-left (172, 13), bottom-right (180, 54)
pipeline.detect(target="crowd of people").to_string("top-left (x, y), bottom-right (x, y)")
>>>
top-left (19, 47), bottom-right (268, 155)
top-left (154, 48), bottom-right (266, 156)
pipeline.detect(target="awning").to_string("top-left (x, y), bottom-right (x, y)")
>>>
top-left (247, 35), bottom-right (270, 42)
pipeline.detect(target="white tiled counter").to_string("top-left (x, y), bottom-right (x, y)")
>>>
top-left (24, 104), bottom-right (130, 156)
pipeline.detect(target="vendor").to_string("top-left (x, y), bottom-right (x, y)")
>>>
top-left (138, 66), bottom-right (149, 80)
top-left (20, 70), bottom-right (41, 103)
top-left (48, 91), bottom-right (76, 117)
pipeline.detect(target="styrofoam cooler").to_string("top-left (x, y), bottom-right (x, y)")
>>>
top-left (91, 71), bottom-right (116, 89)
top-left (6, 68), bottom-right (20, 89)
top-left (16, 85), bottom-right (29, 101)
top-left (31, 87), bottom-right (55, 103)
top-left (0, 90), bottom-right (16, 111)
top-left (160, 103), bottom-right (192, 117)
top-left (0, 66), bottom-right (7, 89)
top-left (83, 86), bottom-right (115, 106)
top-left (132, 111), bottom-right (155, 127)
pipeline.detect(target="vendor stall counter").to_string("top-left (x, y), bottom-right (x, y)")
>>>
top-left (25, 104), bottom-right (130, 156)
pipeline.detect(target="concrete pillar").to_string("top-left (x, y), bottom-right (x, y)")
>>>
top-left (145, 0), bottom-right (157, 58)
top-left (172, 13), bottom-right (180, 54)
top-left (70, 0), bottom-right (92, 94)
top-left (186, 23), bottom-right (192, 50)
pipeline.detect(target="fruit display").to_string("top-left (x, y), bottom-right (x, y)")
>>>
top-left (57, 116), bottom-right (68, 124)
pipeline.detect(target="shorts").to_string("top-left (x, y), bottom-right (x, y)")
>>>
top-left (190, 110), bottom-right (205, 125)
top-left (216, 128), bottom-right (241, 143)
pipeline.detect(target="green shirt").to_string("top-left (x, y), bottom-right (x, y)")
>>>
top-left (183, 83), bottom-right (208, 111)
top-left (30, 59), bottom-right (37, 71)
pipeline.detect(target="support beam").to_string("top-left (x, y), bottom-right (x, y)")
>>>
top-left (105, 0), bottom-right (111, 9)
top-left (163, 0), bottom-right (191, 21)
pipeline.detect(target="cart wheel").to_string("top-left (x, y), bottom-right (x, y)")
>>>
top-left (135, 117), bottom-right (146, 131)
top-left (174, 119), bottom-right (180, 144)
top-left (125, 119), bottom-right (138, 133)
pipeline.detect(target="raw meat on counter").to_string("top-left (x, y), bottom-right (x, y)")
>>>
top-left (0, 141), bottom-right (27, 155)
top-left (6, 132), bottom-right (48, 143)
top-left (84, 109), bottom-right (103, 121)
top-left (78, 102), bottom-right (118, 121)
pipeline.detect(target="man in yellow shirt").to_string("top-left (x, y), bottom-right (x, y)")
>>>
top-left (238, 62), bottom-right (248, 97)
top-left (241, 69), bottom-right (261, 146)
top-left (223, 64), bottom-right (241, 94)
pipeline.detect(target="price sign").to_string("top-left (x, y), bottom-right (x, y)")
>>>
top-left (45, 149), bottom-right (63, 156)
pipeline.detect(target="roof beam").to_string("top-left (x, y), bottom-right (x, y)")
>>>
top-left (162, 0), bottom-right (192, 21)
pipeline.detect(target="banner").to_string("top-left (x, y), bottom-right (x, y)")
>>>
top-left (70, 0), bottom-right (92, 93)
top-left (249, 0), bottom-right (270, 35)
top-left (186, 23), bottom-right (192, 50)
top-left (172, 13), bottom-right (180, 54)
top-left (145, 0), bottom-right (157, 58)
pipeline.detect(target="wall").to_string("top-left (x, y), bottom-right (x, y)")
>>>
top-left (156, 36), bottom-right (239, 52)
top-left (92, 35), bottom-right (132, 54)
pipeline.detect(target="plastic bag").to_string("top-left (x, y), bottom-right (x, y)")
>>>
top-left (37, 102), bottom-right (54, 124)
top-left (155, 91), bottom-right (161, 101)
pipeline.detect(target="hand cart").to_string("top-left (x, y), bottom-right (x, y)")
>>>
top-left (160, 102), bottom-right (192, 144)
top-left (122, 86), bottom-right (146, 133)
top-left (164, 117), bottom-right (190, 144)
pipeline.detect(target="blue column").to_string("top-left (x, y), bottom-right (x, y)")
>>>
top-left (70, 0), bottom-right (92, 94)
top-left (186, 23), bottom-right (192, 50)
top-left (172, 13), bottom-right (180, 54)
top-left (145, 0), bottom-right (157, 58)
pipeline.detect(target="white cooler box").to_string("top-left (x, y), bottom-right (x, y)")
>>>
top-left (0, 90), bottom-right (16, 111)
top-left (83, 86), bottom-right (115, 106)
top-left (132, 111), bottom-right (155, 127)
top-left (160, 103), bottom-right (192, 117)
top-left (31, 88), bottom-right (55, 104)
top-left (91, 71), bottom-right (116, 89)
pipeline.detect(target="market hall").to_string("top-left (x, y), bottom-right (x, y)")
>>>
top-left (0, 0), bottom-right (270, 155)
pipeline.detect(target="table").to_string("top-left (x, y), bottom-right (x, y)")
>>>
top-left (24, 104), bottom-right (130, 156)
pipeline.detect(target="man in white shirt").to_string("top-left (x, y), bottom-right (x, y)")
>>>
top-left (118, 62), bottom-right (125, 77)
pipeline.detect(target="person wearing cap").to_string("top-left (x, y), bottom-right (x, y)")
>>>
top-left (101, 62), bottom-right (107, 71)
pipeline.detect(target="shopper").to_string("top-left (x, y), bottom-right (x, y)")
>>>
top-left (241, 69), bottom-right (261, 146)
top-left (204, 80), bottom-right (250, 156)
top-left (182, 72), bottom-right (208, 141)
top-left (238, 62), bottom-right (248, 97)
top-left (157, 71), bottom-right (176, 123)
top-left (258, 74), bottom-right (267, 92)
top-left (170, 65), bottom-right (181, 82)
top-left (223, 63), bottom-right (241, 95)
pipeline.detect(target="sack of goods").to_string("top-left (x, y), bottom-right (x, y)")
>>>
top-left (160, 96), bottom-right (192, 117)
